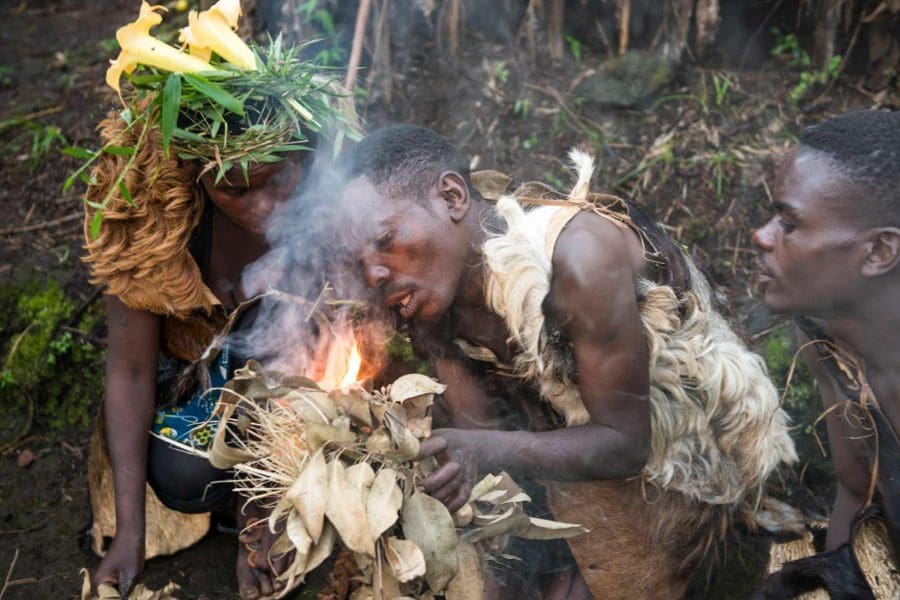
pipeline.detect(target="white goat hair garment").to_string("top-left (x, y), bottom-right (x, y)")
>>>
top-left (481, 151), bottom-right (797, 507)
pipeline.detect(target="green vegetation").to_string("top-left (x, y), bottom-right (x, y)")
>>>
top-left (770, 28), bottom-right (842, 105)
top-left (0, 116), bottom-right (68, 169)
top-left (564, 34), bottom-right (582, 63)
top-left (0, 279), bottom-right (105, 433)
top-left (297, 0), bottom-right (348, 67)
top-left (762, 326), bottom-right (817, 434)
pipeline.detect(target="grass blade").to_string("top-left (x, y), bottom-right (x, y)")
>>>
top-left (161, 73), bottom-right (182, 156)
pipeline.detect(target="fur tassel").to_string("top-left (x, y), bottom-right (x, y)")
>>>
top-left (567, 148), bottom-right (595, 203)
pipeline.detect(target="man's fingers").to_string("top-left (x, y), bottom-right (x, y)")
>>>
top-left (420, 461), bottom-right (460, 493)
top-left (117, 573), bottom-right (137, 598)
top-left (415, 435), bottom-right (448, 460)
top-left (253, 568), bottom-right (274, 597)
top-left (445, 485), bottom-right (471, 513)
top-left (237, 545), bottom-right (261, 600)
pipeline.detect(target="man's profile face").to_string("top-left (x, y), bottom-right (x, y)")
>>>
top-left (341, 175), bottom-right (469, 323)
top-left (752, 150), bottom-right (868, 316)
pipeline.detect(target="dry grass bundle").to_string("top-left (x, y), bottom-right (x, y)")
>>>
top-left (202, 361), bottom-right (586, 599)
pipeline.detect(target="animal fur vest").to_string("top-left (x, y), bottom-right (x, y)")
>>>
top-left (478, 151), bottom-right (797, 507)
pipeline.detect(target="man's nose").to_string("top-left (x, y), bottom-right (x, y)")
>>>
top-left (363, 262), bottom-right (390, 289)
top-left (752, 220), bottom-right (775, 252)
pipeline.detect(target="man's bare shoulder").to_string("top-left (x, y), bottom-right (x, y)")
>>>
top-left (546, 211), bottom-right (646, 332)
top-left (551, 211), bottom-right (645, 292)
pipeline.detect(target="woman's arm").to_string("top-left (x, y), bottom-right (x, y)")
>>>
top-left (92, 296), bottom-right (160, 595)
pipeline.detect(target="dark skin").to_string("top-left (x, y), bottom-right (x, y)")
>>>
top-left (92, 158), bottom-right (303, 600)
top-left (344, 171), bottom-right (654, 598)
top-left (753, 149), bottom-right (900, 592)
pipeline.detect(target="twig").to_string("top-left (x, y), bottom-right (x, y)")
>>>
top-left (345, 0), bottom-right (373, 93)
top-left (0, 212), bottom-right (81, 236)
top-left (0, 106), bottom-right (63, 131)
top-left (0, 548), bottom-right (19, 600)
top-left (618, 0), bottom-right (631, 55)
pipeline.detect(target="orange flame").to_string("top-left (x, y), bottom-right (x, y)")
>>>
top-left (340, 341), bottom-right (362, 388)
top-left (312, 324), bottom-right (367, 391)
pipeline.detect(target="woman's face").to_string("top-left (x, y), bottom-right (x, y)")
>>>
top-left (200, 156), bottom-right (304, 234)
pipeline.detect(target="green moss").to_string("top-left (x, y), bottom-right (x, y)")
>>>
top-left (0, 279), bottom-right (105, 433)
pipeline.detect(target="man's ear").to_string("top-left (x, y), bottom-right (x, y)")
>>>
top-left (436, 171), bottom-right (470, 223)
top-left (862, 228), bottom-right (900, 278)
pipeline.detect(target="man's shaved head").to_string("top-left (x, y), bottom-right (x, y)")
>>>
top-left (344, 125), bottom-right (471, 206)
top-left (798, 110), bottom-right (900, 225)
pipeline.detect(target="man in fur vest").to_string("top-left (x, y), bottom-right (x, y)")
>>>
top-left (339, 125), bottom-right (797, 599)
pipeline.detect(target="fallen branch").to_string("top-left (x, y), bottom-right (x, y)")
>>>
top-left (345, 0), bottom-right (373, 93)
top-left (0, 212), bottom-right (82, 236)
top-left (0, 549), bottom-right (19, 600)
top-left (0, 106), bottom-right (63, 132)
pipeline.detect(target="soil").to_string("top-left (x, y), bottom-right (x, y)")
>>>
top-left (0, 1), bottom-right (894, 599)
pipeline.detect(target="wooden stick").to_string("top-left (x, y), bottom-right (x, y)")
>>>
top-left (345, 0), bottom-right (373, 93)
top-left (0, 549), bottom-right (19, 600)
top-left (0, 106), bottom-right (62, 131)
top-left (547, 0), bottom-right (564, 61)
top-left (618, 0), bottom-right (631, 55)
top-left (0, 212), bottom-right (81, 236)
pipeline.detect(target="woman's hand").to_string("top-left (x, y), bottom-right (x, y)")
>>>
top-left (416, 429), bottom-right (480, 513)
top-left (91, 533), bottom-right (145, 597)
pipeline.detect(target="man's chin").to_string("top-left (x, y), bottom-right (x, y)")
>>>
top-left (760, 290), bottom-right (796, 315)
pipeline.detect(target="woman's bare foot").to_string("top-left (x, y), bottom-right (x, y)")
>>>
top-left (235, 499), bottom-right (291, 599)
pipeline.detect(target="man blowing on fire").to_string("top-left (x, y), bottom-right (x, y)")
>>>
top-left (753, 110), bottom-right (900, 599)
top-left (339, 125), bottom-right (797, 599)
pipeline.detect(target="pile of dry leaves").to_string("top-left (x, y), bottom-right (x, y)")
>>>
top-left (206, 361), bottom-right (587, 599)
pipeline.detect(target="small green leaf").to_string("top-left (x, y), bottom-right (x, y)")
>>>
top-left (161, 73), bottom-right (182, 156)
top-left (103, 145), bottom-right (135, 156)
top-left (183, 73), bottom-right (245, 116)
top-left (120, 108), bottom-right (133, 126)
top-left (89, 211), bottom-right (103, 240)
top-left (118, 180), bottom-right (135, 207)
top-left (62, 146), bottom-right (96, 159)
top-left (172, 128), bottom-right (206, 142)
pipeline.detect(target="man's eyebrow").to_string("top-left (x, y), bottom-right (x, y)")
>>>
top-left (773, 200), bottom-right (800, 218)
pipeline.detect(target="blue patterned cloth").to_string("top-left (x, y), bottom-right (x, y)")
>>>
top-left (150, 346), bottom-right (232, 449)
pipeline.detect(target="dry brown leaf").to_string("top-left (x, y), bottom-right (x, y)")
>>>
top-left (452, 503), bottom-right (473, 527)
top-left (365, 427), bottom-right (393, 454)
top-left (389, 374), bottom-right (446, 404)
top-left (80, 569), bottom-right (180, 600)
top-left (367, 468), bottom-right (403, 540)
top-left (385, 536), bottom-right (427, 582)
top-left (384, 406), bottom-right (420, 462)
top-left (407, 416), bottom-right (433, 439)
top-left (374, 549), bottom-right (402, 600)
top-left (304, 421), bottom-right (357, 451)
top-left (468, 474), bottom-right (503, 502)
top-left (286, 509), bottom-right (313, 557)
top-left (325, 459), bottom-right (376, 556)
top-left (346, 461), bottom-right (376, 496)
top-left (465, 506), bottom-right (530, 543)
top-left (401, 492), bottom-right (459, 593)
top-left (516, 516), bottom-right (589, 540)
top-left (208, 402), bottom-right (255, 469)
top-left (302, 521), bottom-right (338, 576)
top-left (350, 585), bottom-right (374, 600)
top-left (286, 389), bottom-right (337, 424)
top-left (444, 541), bottom-right (484, 600)
top-left (330, 387), bottom-right (374, 428)
top-left (267, 494), bottom-right (293, 534)
top-left (286, 446), bottom-right (328, 543)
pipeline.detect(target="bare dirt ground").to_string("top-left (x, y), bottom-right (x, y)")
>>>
top-left (0, 1), bottom-right (894, 598)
